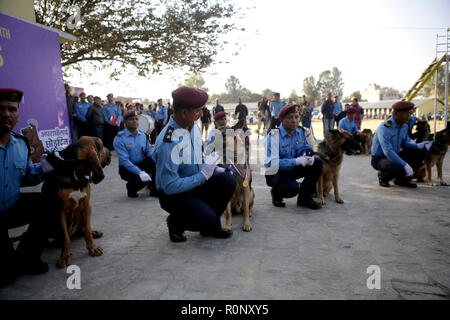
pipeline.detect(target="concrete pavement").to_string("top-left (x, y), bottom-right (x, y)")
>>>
top-left (1, 138), bottom-right (449, 300)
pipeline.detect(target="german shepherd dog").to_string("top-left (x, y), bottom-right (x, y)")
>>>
top-left (212, 126), bottom-right (255, 231)
top-left (415, 123), bottom-right (450, 186)
top-left (43, 136), bottom-right (111, 268)
top-left (315, 129), bottom-right (361, 205)
top-left (356, 129), bottom-right (373, 155)
top-left (410, 120), bottom-right (431, 143)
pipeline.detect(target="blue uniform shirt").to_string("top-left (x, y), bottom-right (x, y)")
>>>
top-left (338, 116), bottom-right (360, 134)
top-left (102, 103), bottom-right (122, 125)
top-left (333, 101), bottom-right (343, 115)
top-left (113, 128), bottom-right (152, 175)
top-left (269, 101), bottom-right (286, 118)
top-left (371, 117), bottom-right (419, 166)
top-left (75, 101), bottom-right (91, 123)
top-left (152, 118), bottom-right (206, 195)
top-left (0, 134), bottom-right (44, 211)
top-left (265, 124), bottom-right (312, 172)
top-left (155, 105), bottom-right (168, 123)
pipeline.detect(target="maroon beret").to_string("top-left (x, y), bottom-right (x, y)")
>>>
top-left (346, 107), bottom-right (357, 114)
top-left (124, 109), bottom-right (139, 120)
top-left (279, 104), bottom-right (300, 119)
top-left (0, 88), bottom-right (23, 103)
top-left (392, 101), bottom-right (414, 111)
top-left (172, 86), bottom-right (208, 109)
top-left (214, 111), bottom-right (227, 121)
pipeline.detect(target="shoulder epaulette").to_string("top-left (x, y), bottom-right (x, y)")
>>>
top-left (12, 132), bottom-right (31, 160)
top-left (297, 125), bottom-right (306, 133)
top-left (384, 120), bottom-right (392, 128)
top-left (163, 126), bottom-right (174, 143)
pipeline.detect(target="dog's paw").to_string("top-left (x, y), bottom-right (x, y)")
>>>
top-left (88, 245), bottom-right (103, 256)
top-left (319, 199), bottom-right (326, 205)
top-left (91, 230), bottom-right (103, 239)
top-left (440, 181), bottom-right (448, 186)
top-left (242, 224), bottom-right (252, 232)
top-left (56, 252), bottom-right (72, 268)
top-left (223, 225), bottom-right (232, 231)
top-left (427, 181), bottom-right (436, 186)
top-left (335, 198), bottom-right (344, 204)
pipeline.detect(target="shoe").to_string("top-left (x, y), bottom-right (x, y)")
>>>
top-left (377, 172), bottom-right (390, 187)
top-left (19, 260), bottom-right (49, 275)
top-left (394, 178), bottom-right (417, 188)
top-left (200, 228), bottom-right (233, 239)
top-left (297, 196), bottom-right (321, 210)
top-left (166, 216), bottom-right (186, 243)
top-left (127, 189), bottom-right (138, 198)
top-left (271, 189), bottom-right (285, 208)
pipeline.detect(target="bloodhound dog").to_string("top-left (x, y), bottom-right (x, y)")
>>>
top-left (43, 136), bottom-right (111, 268)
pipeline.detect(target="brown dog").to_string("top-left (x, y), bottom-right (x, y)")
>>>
top-left (357, 129), bottom-right (373, 155)
top-left (43, 136), bottom-right (111, 268)
top-left (315, 129), bottom-right (361, 205)
top-left (211, 127), bottom-right (255, 231)
top-left (416, 125), bottom-right (450, 186)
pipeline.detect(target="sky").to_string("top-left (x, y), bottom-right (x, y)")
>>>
top-left (66, 0), bottom-right (450, 102)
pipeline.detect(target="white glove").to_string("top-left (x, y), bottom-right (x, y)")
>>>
top-left (403, 164), bottom-right (413, 177)
top-left (417, 141), bottom-right (432, 151)
top-left (295, 156), bottom-right (309, 167)
top-left (201, 152), bottom-right (220, 180)
top-left (40, 154), bottom-right (54, 173)
top-left (214, 166), bottom-right (233, 175)
top-left (139, 171), bottom-right (151, 182)
top-left (307, 156), bottom-right (315, 166)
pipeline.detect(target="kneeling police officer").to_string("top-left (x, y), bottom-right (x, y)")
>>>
top-left (152, 86), bottom-right (236, 242)
top-left (371, 101), bottom-right (431, 188)
top-left (265, 104), bottom-right (323, 210)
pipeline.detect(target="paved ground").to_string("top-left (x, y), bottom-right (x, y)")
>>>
top-left (1, 136), bottom-right (450, 300)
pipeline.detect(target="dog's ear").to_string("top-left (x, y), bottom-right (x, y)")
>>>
top-left (77, 139), bottom-right (105, 184)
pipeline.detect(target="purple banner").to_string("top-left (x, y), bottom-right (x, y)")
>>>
top-left (0, 12), bottom-right (70, 162)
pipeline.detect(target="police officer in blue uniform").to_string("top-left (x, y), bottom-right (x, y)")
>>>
top-left (371, 101), bottom-right (431, 188)
top-left (338, 108), bottom-right (360, 135)
top-left (0, 88), bottom-right (60, 287)
top-left (154, 98), bottom-right (168, 135)
top-left (265, 104), bottom-right (323, 209)
top-left (152, 86), bottom-right (236, 242)
top-left (102, 93), bottom-right (122, 151)
top-left (113, 110), bottom-right (157, 198)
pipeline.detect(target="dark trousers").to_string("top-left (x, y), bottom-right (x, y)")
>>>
top-left (69, 115), bottom-right (78, 142)
top-left (0, 193), bottom-right (62, 280)
top-left (118, 157), bottom-right (157, 194)
top-left (155, 120), bottom-right (164, 136)
top-left (158, 173), bottom-right (236, 233)
top-left (104, 123), bottom-right (119, 151)
top-left (89, 125), bottom-right (104, 140)
top-left (371, 148), bottom-right (426, 182)
top-left (265, 159), bottom-right (323, 200)
top-left (76, 120), bottom-right (89, 138)
top-left (270, 117), bottom-right (281, 130)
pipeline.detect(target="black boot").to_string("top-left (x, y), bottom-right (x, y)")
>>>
top-left (297, 195), bottom-right (321, 210)
top-left (394, 177), bottom-right (417, 188)
top-left (166, 216), bottom-right (186, 242)
top-left (126, 183), bottom-right (138, 198)
top-left (271, 189), bottom-right (285, 208)
top-left (377, 172), bottom-right (390, 187)
top-left (200, 228), bottom-right (233, 239)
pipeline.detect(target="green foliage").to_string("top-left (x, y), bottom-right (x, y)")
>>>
top-left (35, 0), bottom-right (241, 77)
top-left (182, 73), bottom-right (209, 92)
top-left (302, 67), bottom-right (344, 106)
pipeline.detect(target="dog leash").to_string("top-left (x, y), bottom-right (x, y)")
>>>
top-left (227, 157), bottom-right (249, 187)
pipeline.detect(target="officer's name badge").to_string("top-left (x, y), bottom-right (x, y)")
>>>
top-left (126, 143), bottom-right (132, 147)
top-left (296, 141), bottom-right (304, 144)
